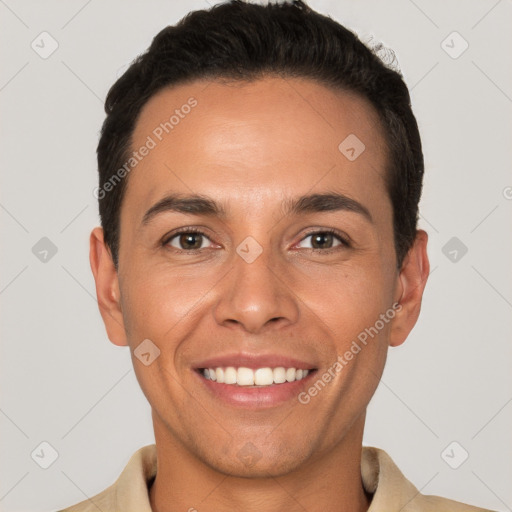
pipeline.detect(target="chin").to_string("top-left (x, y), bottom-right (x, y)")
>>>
top-left (199, 441), bottom-right (313, 479)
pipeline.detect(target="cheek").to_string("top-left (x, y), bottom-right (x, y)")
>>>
top-left (119, 265), bottom-right (223, 397)
top-left (120, 270), bottom-right (199, 408)
top-left (302, 260), bottom-right (395, 337)
top-left (120, 264), bottom-right (212, 341)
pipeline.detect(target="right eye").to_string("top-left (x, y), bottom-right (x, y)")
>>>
top-left (163, 229), bottom-right (214, 252)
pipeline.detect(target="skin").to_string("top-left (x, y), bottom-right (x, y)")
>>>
top-left (90, 77), bottom-right (429, 512)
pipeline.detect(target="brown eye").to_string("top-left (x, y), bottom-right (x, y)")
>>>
top-left (166, 231), bottom-right (211, 250)
top-left (297, 231), bottom-right (346, 251)
top-left (311, 233), bottom-right (336, 249)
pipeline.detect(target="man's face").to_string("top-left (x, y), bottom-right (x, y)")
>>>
top-left (113, 77), bottom-right (401, 476)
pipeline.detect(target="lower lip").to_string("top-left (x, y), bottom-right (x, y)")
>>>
top-left (195, 370), bottom-right (317, 409)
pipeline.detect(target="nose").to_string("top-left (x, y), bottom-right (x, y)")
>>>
top-left (212, 242), bottom-right (300, 334)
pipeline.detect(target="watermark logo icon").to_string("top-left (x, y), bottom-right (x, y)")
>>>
top-left (236, 236), bottom-right (263, 264)
top-left (31, 441), bottom-right (59, 469)
top-left (441, 31), bottom-right (469, 59)
top-left (32, 237), bottom-right (58, 263)
top-left (237, 442), bottom-right (262, 467)
top-left (31, 32), bottom-right (59, 59)
top-left (441, 441), bottom-right (469, 469)
top-left (338, 134), bottom-right (366, 161)
top-left (442, 237), bottom-right (468, 263)
top-left (134, 339), bottom-right (161, 366)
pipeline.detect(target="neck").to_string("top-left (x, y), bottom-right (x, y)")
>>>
top-left (149, 412), bottom-right (372, 512)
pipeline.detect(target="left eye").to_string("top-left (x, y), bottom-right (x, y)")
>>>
top-left (297, 232), bottom-right (345, 250)
top-left (166, 231), bottom-right (212, 251)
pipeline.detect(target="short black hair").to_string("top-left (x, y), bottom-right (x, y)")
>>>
top-left (96, 0), bottom-right (424, 269)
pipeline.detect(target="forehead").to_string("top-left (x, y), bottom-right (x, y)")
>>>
top-left (124, 77), bottom-right (389, 220)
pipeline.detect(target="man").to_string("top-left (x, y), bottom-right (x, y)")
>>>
top-left (60, 1), bottom-right (496, 510)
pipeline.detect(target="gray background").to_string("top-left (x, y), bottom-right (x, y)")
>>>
top-left (1, 0), bottom-right (511, 511)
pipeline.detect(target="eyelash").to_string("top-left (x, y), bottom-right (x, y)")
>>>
top-left (302, 228), bottom-right (351, 252)
top-left (161, 227), bottom-right (212, 253)
top-left (161, 227), bottom-right (351, 254)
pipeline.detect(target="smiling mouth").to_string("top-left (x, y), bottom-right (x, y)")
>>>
top-left (197, 366), bottom-right (317, 387)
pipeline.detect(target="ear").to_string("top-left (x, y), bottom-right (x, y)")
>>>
top-left (389, 229), bottom-right (430, 347)
top-left (89, 227), bottom-right (128, 346)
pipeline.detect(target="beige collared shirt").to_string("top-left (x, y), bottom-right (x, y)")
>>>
top-left (58, 444), bottom-right (495, 511)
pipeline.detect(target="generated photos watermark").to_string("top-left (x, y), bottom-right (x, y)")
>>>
top-left (298, 302), bottom-right (402, 405)
top-left (93, 97), bottom-right (198, 200)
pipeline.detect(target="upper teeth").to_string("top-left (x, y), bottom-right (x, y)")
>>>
top-left (202, 367), bottom-right (310, 386)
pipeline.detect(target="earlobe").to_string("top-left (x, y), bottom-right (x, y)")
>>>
top-left (89, 227), bottom-right (128, 347)
top-left (389, 230), bottom-right (430, 348)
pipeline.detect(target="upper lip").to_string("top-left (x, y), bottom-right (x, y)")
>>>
top-left (193, 352), bottom-right (317, 370)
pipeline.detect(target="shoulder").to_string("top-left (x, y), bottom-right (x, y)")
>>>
top-left (362, 446), bottom-right (496, 512)
top-left (56, 482), bottom-right (116, 512)
top-left (413, 493), bottom-right (496, 512)
top-left (56, 444), bottom-right (157, 512)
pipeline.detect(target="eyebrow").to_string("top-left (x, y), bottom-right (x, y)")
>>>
top-left (141, 191), bottom-right (372, 226)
